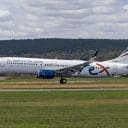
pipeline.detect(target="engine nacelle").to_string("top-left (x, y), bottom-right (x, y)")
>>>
top-left (37, 69), bottom-right (56, 79)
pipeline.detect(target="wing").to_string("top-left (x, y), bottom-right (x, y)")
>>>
top-left (55, 50), bottom-right (99, 76)
top-left (56, 61), bottom-right (89, 76)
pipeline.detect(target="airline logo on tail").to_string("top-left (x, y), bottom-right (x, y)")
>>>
top-left (120, 48), bottom-right (128, 57)
top-left (120, 52), bottom-right (128, 57)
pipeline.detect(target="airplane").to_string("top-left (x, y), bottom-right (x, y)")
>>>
top-left (0, 48), bottom-right (127, 84)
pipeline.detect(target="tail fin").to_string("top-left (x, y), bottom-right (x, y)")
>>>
top-left (114, 47), bottom-right (128, 64)
top-left (119, 47), bottom-right (128, 57)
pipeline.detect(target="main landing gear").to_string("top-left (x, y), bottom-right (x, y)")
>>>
top-left (59, 76), bottom-right (67, 84)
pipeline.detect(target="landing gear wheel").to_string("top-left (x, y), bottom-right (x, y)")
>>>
top-left (60, 78), bottom-right (67, 84)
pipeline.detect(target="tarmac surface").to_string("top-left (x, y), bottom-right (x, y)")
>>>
top-left (0, 77), bottom-right (127, 91)
top-left (0, 87), bottom-right (128, 92)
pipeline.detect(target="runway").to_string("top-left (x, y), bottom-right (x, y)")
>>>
top-left (0, 77), bottom-right (127, 91)
top-left (0, 87), bottom-right (128, 92)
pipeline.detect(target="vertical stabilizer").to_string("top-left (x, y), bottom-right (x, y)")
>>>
top-left (114, 47), bottom-right (128, 64)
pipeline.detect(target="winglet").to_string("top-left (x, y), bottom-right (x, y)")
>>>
top-left (92, 50), bottom-right (99, 57)
top-left (89, 50), bottom-right (99, 62)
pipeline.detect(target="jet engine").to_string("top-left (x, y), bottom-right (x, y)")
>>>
top-left (37, 69), bottom-right (56, 79)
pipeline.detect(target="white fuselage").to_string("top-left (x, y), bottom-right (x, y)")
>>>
top-left (0, 57), bottom-right (128, 77)
top-left (0, 57), bottom-right (83, 75)
top-left (80, 61), bottom-right (128, 77)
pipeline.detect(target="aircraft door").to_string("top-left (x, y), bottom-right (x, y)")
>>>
top-left (0, 59), bottom-right (5, 67)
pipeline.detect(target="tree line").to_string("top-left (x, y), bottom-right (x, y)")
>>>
top-left (0, 39), bottom-right (127, 60)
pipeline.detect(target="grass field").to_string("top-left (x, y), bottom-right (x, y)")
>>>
top-left (0, 76), bottom-right (127, 127)
top-left (0, 90), bottom-right (128, 128)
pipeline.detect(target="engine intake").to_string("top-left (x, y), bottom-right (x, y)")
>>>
top-left (37, 69), bottom-right (56, 79)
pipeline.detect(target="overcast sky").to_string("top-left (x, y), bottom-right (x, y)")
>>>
top-left (0, 0), bottom-right (128, 39)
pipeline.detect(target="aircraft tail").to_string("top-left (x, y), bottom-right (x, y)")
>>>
top-left (114, 47), bottom-right (128, 64)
